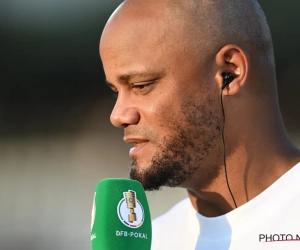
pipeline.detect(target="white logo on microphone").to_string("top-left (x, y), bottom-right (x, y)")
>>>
top-left (117, 190), bottom-right (144, 229)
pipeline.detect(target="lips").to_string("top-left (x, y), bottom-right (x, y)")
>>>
top-left (123, 137), bottom-right (149, 157)
top-left (129, 142), bottom-right (148, 157)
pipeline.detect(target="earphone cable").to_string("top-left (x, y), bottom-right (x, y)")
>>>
top-left (220, 89), bottom-right (238, 208)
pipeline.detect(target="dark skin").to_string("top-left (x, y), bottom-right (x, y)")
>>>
top-left (100, 0), bottom-right (300, 217)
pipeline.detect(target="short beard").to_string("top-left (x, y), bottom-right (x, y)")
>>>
top-left (130, 99), bottom-right (222, 191)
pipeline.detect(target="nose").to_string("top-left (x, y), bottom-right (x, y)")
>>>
top-left (110, 95), bottom-right (140, 128)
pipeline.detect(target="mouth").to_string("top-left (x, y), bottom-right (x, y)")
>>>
top-left (129, 142), bottom-right (149, 157)
top-left (123, 137), bottom-right (149, 157)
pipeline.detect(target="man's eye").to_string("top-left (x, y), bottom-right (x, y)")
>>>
top-left (133, 83), bottom-right (152, 89)
top-left (132, 79), bottom-right (158, 95)
top-left (132, 81), bottom-right (156, 94)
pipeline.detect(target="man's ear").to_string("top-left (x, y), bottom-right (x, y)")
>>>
top-left (215, 44), bottom-right (249, 95)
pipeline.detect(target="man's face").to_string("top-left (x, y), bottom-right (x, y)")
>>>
top-left (100, 8), bottom-right (222, 190)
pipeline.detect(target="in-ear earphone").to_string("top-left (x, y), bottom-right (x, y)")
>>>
top-left (221, 72), bottom-right (235, 90)
top-left (220, 72), bottom-right (238, 208)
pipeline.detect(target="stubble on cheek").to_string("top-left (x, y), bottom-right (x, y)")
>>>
top-left (130, 95), bottom-right (222, 191)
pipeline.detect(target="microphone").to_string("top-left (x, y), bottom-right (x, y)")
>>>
top-left (90, 178), bottom-right (152, 250)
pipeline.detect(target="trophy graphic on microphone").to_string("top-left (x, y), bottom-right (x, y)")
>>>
top-left (117, 189), bottom-right (144, 228)
top-left (124, 190), bottom-right (137, 222)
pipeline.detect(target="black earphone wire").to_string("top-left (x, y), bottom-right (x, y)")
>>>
top-left (220, 88), bottom-right (238, 208)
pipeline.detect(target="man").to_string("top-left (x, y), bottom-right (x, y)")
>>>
top-left (100, 0), bottom-right (300, 249)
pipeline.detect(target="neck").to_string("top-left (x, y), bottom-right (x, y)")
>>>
top-left (188, 147), bottom-right (300, 217)
top-left (187, 102), bottom-right (300, 217)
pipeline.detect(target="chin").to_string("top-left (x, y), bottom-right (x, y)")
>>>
top-left (130, 155), bottom-right (152, 169)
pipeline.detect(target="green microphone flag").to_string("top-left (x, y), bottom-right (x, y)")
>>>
top-left (91, 178), bottom-right (152, 250)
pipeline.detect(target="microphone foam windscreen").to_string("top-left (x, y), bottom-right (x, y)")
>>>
top-left (91, 178), bottom-right (152, 250)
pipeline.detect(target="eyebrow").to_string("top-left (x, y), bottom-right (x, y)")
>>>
top-left (117, 72), bottom-right (153, 82)
top-left (106, 71), bottom-right (161, 87)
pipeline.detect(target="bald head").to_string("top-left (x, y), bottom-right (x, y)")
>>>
top-left (101, 0), bottom-right (275, 79)
top-left (168, 0), bottom-right (272, 50)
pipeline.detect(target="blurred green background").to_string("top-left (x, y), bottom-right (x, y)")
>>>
top-left (1, 1), bottom-right (300, 249)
